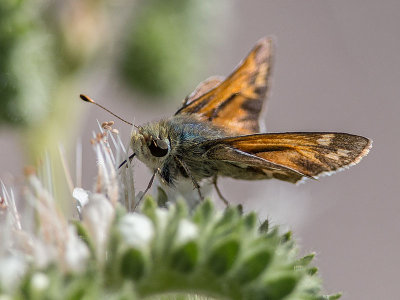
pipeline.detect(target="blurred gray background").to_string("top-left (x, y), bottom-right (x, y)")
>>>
top-left (0, 1), bottom-right (398, 299)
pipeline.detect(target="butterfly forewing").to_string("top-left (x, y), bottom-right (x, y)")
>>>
top-left (203, 132), bottom-right (371, 182)
top-left (182, 76), bottom-right (224, 106)
top-left (176, 38), bottom-right (273, 135)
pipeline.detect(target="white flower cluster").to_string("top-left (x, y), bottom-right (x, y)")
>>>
top-left (0, 123), bottom-right (136, 294)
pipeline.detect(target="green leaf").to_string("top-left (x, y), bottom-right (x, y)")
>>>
top-left (212, 207), bottom-right (240, 238)
top-left (319, 293), bottom-right (342, 300)
top-left (65, 276), bottom-right (98, 300)
top-left (207, 239), bottom-right (240, 275)
top-left (120, 248), bottom-right (146, 281)
top-left (242, 213), bottom-right (257, 231)
top-left (141, 196), bottom-right (157, 220)
top-left (281, 231), bottom-right (293, 243)
top-left (234, 250), bottom-right (272, 284)
top-left (170, 241), bottom-right (198, 273)
top-left (296, 253), bottom-right (316, 268)
top-left (259, 219), bottom-right (269, 234)
top-left (70, 220), bottom-right (96, 258)
top-left (308, 267), bottom-right (319, 276)
top-left (192, 199), bottom-right (214, 225)
top-left (266, 274), bottom-right (298, 299)
top-left (236, 204), bottom-right (244, 215)
top-left (157, 187), bottom-right (168, 208)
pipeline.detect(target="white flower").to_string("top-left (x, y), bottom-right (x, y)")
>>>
top-left (31, 272), bottom-right (49, 291)
top-left (72, 188), bottom-right (90, 208)
top-left (0, 255), bottom-right (26, 292)
top-left (176, 219), bottom-right (198, 245)
top-left (118, 213), bottom-right (154, 248)
top-left (81, 193), bottom-right (114, 259)
top-left (64, 225), bottom-right (90, 272)
top-left (155, 209), bottom-right (169, 232)
top-left (31, 238), bottom-right (56, 269)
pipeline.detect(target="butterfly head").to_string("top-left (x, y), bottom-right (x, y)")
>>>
top-left (131, 122), bottom-right (171, 170)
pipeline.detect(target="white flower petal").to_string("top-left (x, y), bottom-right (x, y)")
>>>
top-left (31, 238), bottom-right (56, 268)
top-left (176, 219), bottom-right (198, 245)
top-left (72, 188), bottom-right (90, 207)
top-left (64, 225), bottom-right (90, 272)
top-left (155, 209), bottom-right (168, 232)
top-left (119, 213), bottom-right (154, 248)
top-left (82, 194), bottom-right (114, 257)
top-left (31, 272), bottom-right (49, 291)
top-left (0, 256), bottom-right (26, 291)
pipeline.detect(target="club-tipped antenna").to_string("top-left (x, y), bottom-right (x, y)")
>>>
top-left (80, 94), bottom-right (137, 127)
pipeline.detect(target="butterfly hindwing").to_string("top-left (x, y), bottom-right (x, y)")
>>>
top-left (176, 38), bottom-right (273, 135)
top-left (202, 132), bottom-right (372, 183)
top-left (205, 143), bottom-right (307, 183)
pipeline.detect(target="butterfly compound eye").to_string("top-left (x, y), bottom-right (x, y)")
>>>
top-left (149, 139), bottom-right (169, 157)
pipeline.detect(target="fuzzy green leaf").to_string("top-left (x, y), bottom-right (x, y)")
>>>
top-left (281, 231), bottom-right (293, 243)
top-left (120, 248), bottom-right (146, 281)
top-left (70, 220), bottom-right (96, 258)
top-left (308, 267), bottom-right (319, 276)
top-left (259, 219), bottom-right (269, 234)
top-left (266, 274), bottom-right (299, 299)
top-left (157, 187), bottom-right (168, 208)
top-left (234, 250), bottom-right (272, 284)
top-left (242, 212), bottom-right (257, 231)
top-left (2, 192), bottom-right (339, 300)
top-left (192, 199), bottom-right (214, 225)
top-left (207, 239), bottom-right (240, 275)
top-left (170, 241), bottom-right (198, 273)
top-left (297, 253), bottom-right (316, 267)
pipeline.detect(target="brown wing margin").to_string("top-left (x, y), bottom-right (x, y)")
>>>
top-left (176, 37), bottom-right (274, 135)
top-left (202, 132), bottom-right (372, 182)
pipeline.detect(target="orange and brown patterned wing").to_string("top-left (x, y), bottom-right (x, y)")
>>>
top-left (203, 132), bottom-right (372, 183)
top-left (182, 76), bottom-right (224, 107)
top-left (176, 38), bottom-right (273, 135)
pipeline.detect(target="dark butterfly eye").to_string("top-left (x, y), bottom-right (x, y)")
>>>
top-left (149, 139), bottom-right (169, 157)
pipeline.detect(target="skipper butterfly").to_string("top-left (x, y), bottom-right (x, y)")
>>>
top-left (82, 37), bottom-right (372, 204)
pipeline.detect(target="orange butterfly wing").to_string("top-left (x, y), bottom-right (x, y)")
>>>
top-left (176, 38), bottom-right (371, 183)
top-left (203, 132), bottom-right (372, 183)
top-left (176, 38), bottom-right (273, 135)
top-left (182, 76), bottom-right (224, 107)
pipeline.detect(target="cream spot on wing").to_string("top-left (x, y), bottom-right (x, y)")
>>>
top-left (233, 162), bottom-right (250, 168)
top-left (337, 149), bottom-right (350, 157)
top-left (262, 169), bottom-right (274, 178)
top-left (255, 64), bottom-right (267, 86)
top-left (325, 153), bottom-right (340, 161)
top-left (317, 134), bottom-right (335, 146)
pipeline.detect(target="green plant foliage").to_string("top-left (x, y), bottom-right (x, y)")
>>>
top-left (0, 0), bottom-right (55, 125)
top-left (2, 197), bottom-right (340, 300)
top-left (121, 248), bottom-right (146, 281)
top-left (119, 0), bottom-right (224, 99)
top-left (169, 241), bottom-right (198, 273)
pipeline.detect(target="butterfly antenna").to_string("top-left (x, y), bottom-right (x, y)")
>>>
top-left (80, 94), bottom-right (139, 128)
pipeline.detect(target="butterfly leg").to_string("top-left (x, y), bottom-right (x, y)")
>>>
top-left (212, 176), bottom-right (229, 207)
top-left (118, 153), bottom-right (136, 169)
top-left (134, 170), bottom-right (157, 211)
top-left (175, 158), bottom-right (204, 201)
